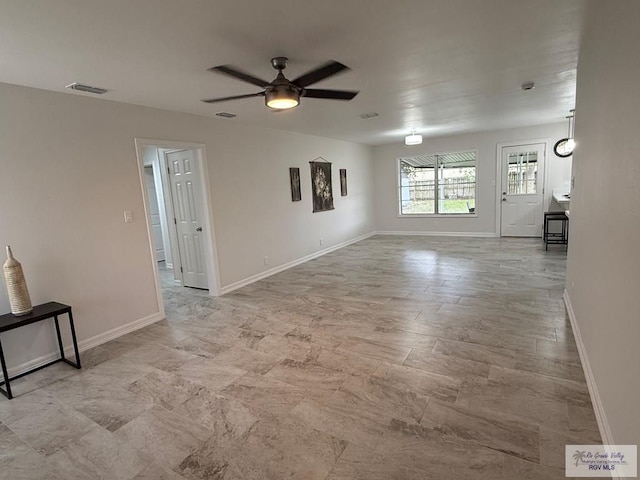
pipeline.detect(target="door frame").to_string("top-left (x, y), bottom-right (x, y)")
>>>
top-left (495, 138), bottom-right (551, 237)
top-left (134, 139), bottom-right (222, 308)
top-left (143, 165), bottom-right (166, 262)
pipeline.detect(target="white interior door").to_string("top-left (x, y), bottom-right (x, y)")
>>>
top-left (166, 149), bottom-right (208, 289)
top-left (144, 166), bottom-right (165, 261)
top-left (500, 143), bottom-right (545, 237)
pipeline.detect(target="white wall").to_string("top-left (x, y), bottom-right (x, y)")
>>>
top-left (565, 0), bottom-right (640, 445)
top-left (0, 82), bottom-right (374, 373)
top-left (208, 129), bottom-right (374, 287)
top-left (372, 123), bottom-right (572, 235)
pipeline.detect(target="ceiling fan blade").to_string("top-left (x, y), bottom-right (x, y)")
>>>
top-left (302, 89), bottom-right (359, 100)
top-left (201, 92), bottom-right (264, 103)
top-left (208, 65), bottom-right (271, 88)
top-left (292, 61), bottom-right (349, 87)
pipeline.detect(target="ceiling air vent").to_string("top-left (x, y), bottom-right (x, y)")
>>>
top-left (215, 112), bottom-right (237, 118)
top-left (65, 82), bottom-right (108, 95)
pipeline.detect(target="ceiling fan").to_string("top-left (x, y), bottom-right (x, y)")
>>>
top-left (202, 57), bottom-right (359, 110)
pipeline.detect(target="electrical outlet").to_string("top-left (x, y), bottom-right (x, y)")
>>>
top-left (319, 238), bottom-right (324, 246)
top-left (263, 256), bottom-right (269, 266)
top-left (123, 210), bottom-right (133, 223)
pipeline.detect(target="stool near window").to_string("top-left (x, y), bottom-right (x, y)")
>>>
top-left (543, 211), bottom-right (569, 250)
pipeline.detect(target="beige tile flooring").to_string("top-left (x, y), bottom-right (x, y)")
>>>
top-left (0, 236), bottom-right (600, 479)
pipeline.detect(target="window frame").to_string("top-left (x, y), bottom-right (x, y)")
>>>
top-left (396, 149), bottom-right (479, 218)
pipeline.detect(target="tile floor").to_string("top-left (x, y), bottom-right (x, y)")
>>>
top-left (0, 236), bottom-right (600, 479)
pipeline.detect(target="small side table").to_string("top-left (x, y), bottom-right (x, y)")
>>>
top-left (0, 302), bottom-right (81, 399)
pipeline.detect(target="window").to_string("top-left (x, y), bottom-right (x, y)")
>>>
top-left (398, 151), bottom-right (476, 215)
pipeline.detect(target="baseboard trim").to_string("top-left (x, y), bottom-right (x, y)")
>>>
top-left (78, 312), bottom-right (164, 352)
top-left (6, 311), bottom-right (164, 378)
top-left (373, 230), bottom-right (497, 238)
top-left (563, 289), bottom-right (616, 449)
top-left (220, 232), bottom-right (376, 295)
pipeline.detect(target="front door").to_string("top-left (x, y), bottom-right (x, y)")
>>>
top-left (166, 149), bottom-right (208, 289)
top-left (500, 143), bottom-right (545, 237)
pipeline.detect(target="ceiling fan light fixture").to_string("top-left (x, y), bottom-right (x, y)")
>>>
top-left (204, 59), bottom-right (357, 109)
top-left (265, 86), bottom-right (300, 110)
top-left (405, 132), bottom-right (422, 146)
top-left (267, 97), bottom-right (299, 109)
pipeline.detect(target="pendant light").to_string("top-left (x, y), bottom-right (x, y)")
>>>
top-left (566, 109), bottom-right (576, 151)
top-left (553, 109), bottom-right (576, 158)
top-left (405, 131), bottom-right (422, 146)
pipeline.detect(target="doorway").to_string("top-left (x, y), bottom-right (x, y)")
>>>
top-left (134, 139), bottom-right (221, 316)
top-left (498, 142), bottom-right (546, 237)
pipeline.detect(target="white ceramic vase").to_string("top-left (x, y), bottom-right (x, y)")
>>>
top-left (3, 246), bottom-right (33, 316)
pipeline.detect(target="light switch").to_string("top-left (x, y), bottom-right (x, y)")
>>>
top-left (124, 210), bottom-right (133, 223)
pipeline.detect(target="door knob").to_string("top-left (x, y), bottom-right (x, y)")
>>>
top-left (196, 227), bottom-right (202, 232)
top-left (502, 198), bottom-right (507, 202)
top-left (502, 192), bottom-right (507, 195)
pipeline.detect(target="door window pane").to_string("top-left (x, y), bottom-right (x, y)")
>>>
top-left (507, 151), bottom-right (538, 194)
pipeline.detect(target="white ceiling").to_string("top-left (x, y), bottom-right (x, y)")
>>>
top-left (0, 0), bottom-right (585, 145)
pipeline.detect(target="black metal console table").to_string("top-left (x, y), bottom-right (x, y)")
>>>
top-left (0, 301), bottom-right (81, 399)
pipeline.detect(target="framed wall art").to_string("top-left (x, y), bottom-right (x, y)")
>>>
top-left (289, 167), bottom-right (301, 201)
top-left (309, 159), bottom-right (334, 212)
top-left (340, 169), bottom-right (347, 196)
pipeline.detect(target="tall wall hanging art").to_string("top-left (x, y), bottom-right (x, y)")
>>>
top-left (309, 158), bottom-right (334, 213)
top-left (289, 167), bottom-right (301, 202)
top-left (340, 169), bottom-right (347, 196)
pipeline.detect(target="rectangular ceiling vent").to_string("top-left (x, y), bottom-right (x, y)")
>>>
top-left (65, 82), bottom-right (108, 95)
top-left (215, 112), bottom-right (237, 118)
